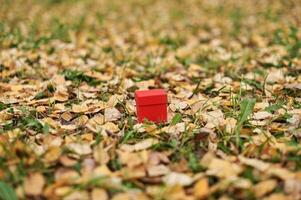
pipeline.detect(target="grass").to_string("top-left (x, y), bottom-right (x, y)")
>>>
top-left (235, 98), bottom-right (256, 149)
top-left (62, 69), bottom-right (101, 86)
top-left (0, 181), bottom-right (18, 200)
top-left (0, 0), bottom-right (301, 199)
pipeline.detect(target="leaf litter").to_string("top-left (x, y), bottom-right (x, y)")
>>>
top-left (0, 0), bottom-right (301, 199)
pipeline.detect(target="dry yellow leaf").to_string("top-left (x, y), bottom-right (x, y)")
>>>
top-left (267, 167), bottom-right (295, 180)
top-left (44, 146), bottom-right (61, 163)
top-left (120, 138), bottom-right (158, 152)
top-left (53, 90), bottom-right (69, 102)
top-left (72, 104), bottom-right (89, 113)
top-left (263, 193), bottom-right (290, 200)
top-left (111, 192), bottom-right (150, 200)
top-left (61, 112), bottom-right (73, 121)
top-left (238, 156), bottom-right (270, 171)
top-left (24, 173), bottom-right (45, 196)
top-left (93, 143), bottom-right (110, 165)
top-left (193, 178), bottom-right (209, 199)
top-left (101, 122), bottom-right (120, 133)
top-left (207, 158), bottom-right (242, 178)
top-left (91, 188), bottom-right (108, 200)
top-left (254, 179), bottom-right (277, 198)
top-left (63, 191), bottom-right (89, 200)
top-left (67, 143), bottom-right (92, 155)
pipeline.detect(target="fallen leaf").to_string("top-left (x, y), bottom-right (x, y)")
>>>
top-left (147, 164), bottom-right (170, 177)
top-left (238, 156), bottom-right (270, 171)
top-left (266, 69), bottom-right (284, 83)
top-left (253, 111), bottom-right (273, 120)
top-left (67, 143), bottom-right (92, 155)
top-left (53, 89), bottom-right (69, 102)
top-left (104, 107), bottom-right (121, 122)
top-left (207, 158), bottom-right (242, 178)
top-left (163, 172), bottom-right (193, 186)
top-left (201, 109), bottom-right (225, 128)
top-left (72, 104), bottom-right (89, 113)
top-left (267, 167), bottom-right (295, 180)
top-left (63, 191), bottom-right (89, 200)
top-left (24, 173), bottom-right (45, 196)
top-left (254, 179), bottom-right (277, 198)
top-left (91, 188), bottom-right (108, 200)
top-left (120, 138), bottom-right (158, 152)
top-left (193, 178), bottom-right (209, 199)
top-left (263, 193), bottom-right (289, 200)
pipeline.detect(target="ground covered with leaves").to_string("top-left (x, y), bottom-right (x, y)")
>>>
top-left (0, 0), bottom-right (301, 199)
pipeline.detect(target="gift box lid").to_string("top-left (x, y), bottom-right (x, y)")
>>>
top-left (135, 89), bottom-right (167, 106)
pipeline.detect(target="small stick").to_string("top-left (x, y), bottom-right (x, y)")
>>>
top-left (189, 79), bottom-right (201, 99)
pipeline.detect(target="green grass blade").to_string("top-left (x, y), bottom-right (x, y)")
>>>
top-left (0, 181), bottom-right (18, 200)
top-left (170, 113), bottom-right (182, 126)
top-left (235, 98), bottom-right (256, 148)
top-left (237, 98), bottom-right (256, 127)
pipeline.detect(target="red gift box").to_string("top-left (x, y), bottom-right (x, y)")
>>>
top-left (135, 89), bottom-right (167, 123)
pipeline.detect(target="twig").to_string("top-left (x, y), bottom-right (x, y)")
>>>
top-left (189, 79), bottom-right (201, 99)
